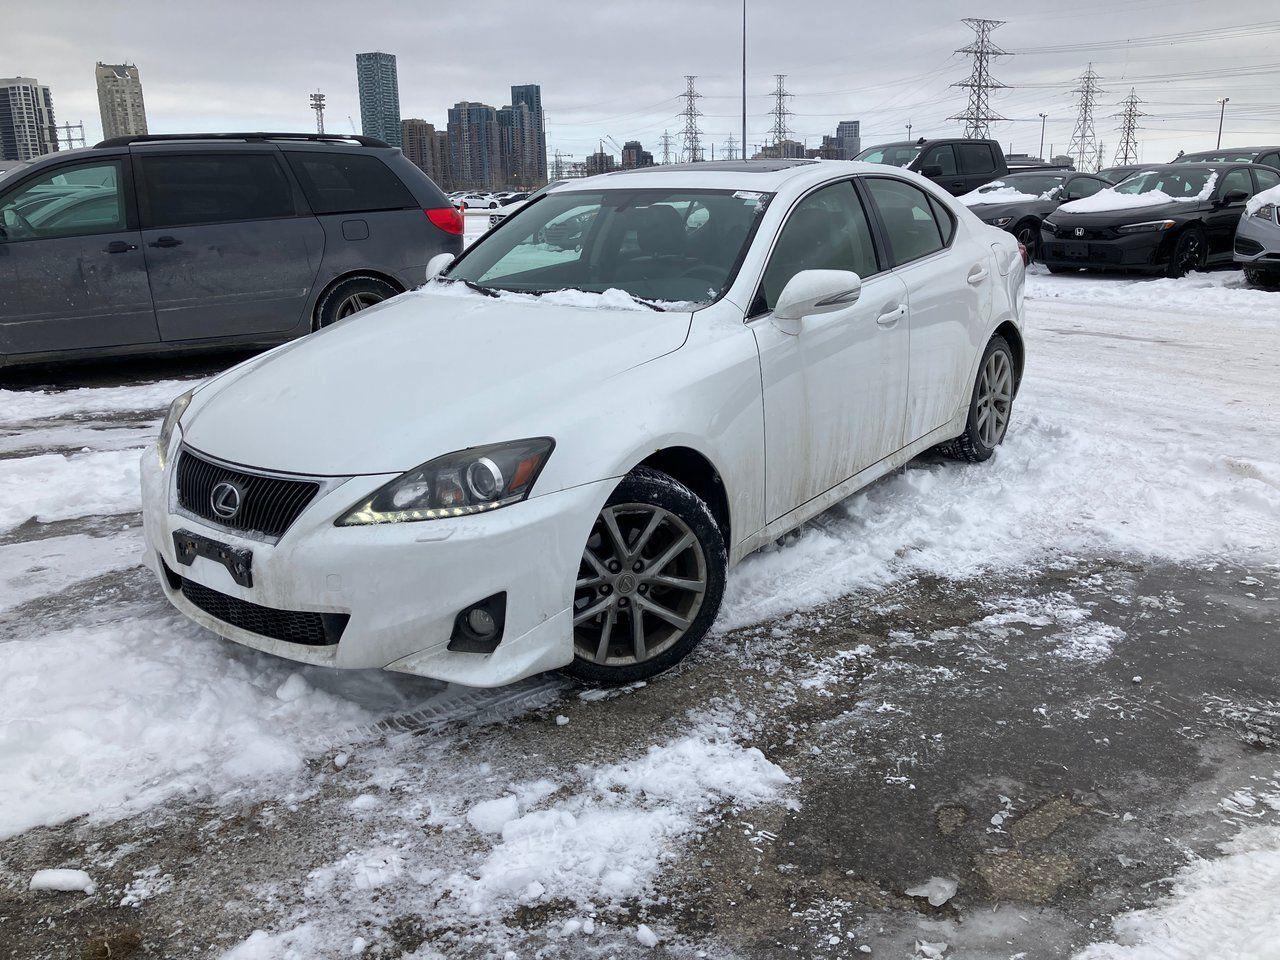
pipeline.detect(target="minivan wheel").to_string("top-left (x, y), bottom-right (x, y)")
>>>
top-left (566, 467), bottom-right (726, 686)
top-left (938, 335), bottom-right (1015, 463)
top-left (1166, 228), bottom-right (1206, 279)
top-left (314, 276), bottom-right (398, 330)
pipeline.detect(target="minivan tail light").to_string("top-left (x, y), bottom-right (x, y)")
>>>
top-left (426, 207), bottom-right (464, 235)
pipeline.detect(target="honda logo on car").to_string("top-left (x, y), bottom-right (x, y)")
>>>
top-left (210, 480), bottom-right (244, 519)
top-left (1074, 227), bottom-right (1085, 238)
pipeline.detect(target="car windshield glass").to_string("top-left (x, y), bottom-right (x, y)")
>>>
top-left (1180, 151), bottom-right (1257, 163)
top-left (446, 188), bottom-right (771, 307)
top-left (855, 144), bottom-right (920, 167)
top-left (979, 174), bottom-right (1065, 196)
top-left (1114, 168), bottom-right (1213, 198)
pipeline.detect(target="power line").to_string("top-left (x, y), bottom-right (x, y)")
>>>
top-left (680, 76), bottom-right (704, 163)
top-left (949, 18), bottom-right (1010, 138)
top-left (1113, 88), bottom-right (1146, 164)
top-left (1067, 63), bottom-right (1106, 171)
top-left (769, 74), bottom-right (793, 147)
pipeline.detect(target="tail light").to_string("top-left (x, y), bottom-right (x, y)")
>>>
top-left (1017, 242), bottom-right (1029, 266)
top-left (426, 207), bottom-right (464, 236)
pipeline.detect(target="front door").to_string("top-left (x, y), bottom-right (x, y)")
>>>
top-left (750, 180), bottom-right (910, 523)
top-left (135, 151), bottom-right (324, 341)
top-left (0, 158), bottom-right (158, 357)
top-left (1204, 167), bottom-right (1253, 260)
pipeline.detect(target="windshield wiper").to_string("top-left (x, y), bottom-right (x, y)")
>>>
top-left (445, 277), bottom-right (498, 298)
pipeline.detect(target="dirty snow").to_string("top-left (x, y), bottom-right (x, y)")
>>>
top-left (0, 532), bottom-right (141, 614)
top-left (0, 379), bottom-right (193, 424)
top-left (0, 449), bottom-right (142, 531)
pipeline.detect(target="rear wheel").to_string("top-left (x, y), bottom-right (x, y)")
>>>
top-left (938, 335), bottom-right (1015, 463)
top-left (314, 276), bottom-right (398, 330)
top-left (1166, 228), bottom-right (1206, 278)
top-left (566, 468), bottom-right (726, 686)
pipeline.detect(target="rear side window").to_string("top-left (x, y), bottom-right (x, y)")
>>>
top-left (865, 177), bottom-right (945, 266)
top-left (927, 195), bottom-right (956, 245)
top-left (139, 154), bottom-right (295, 228)
top-left (1258, 152), bottom-right (1280, 171)
top-left (957, 142), bottom-right (997, 175)
top-left (286, 152), bottom-right (416, 215)
top-left (759, 181), bottom-right (879, 311)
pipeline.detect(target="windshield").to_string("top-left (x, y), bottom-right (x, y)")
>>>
top-left (446, 188), bottom-right (771, 306)
top-left (1179, 150), bottom-right (1258, 163)
top-left (977, 174), bottom-right (1065, 197)
top-left (855, 144), bottom-right (920, 167)
top-left (1115, 168), bottom-right (1214, 198)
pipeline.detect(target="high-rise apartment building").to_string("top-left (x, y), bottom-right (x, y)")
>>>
top-left (95, 62), bottom-right (148, 140)
top-left (447, 101), bottom-right (502, 190)
top-left (835, 120), bottom-right (862, 160)
top-left (402, 118), bottom-right (448, 185)
top-left (356, 52), bottom-right (401, 147)
top-left (621, 140), bottom-right (653, 169)
top-left (510, 84), bottom-right (546, 182)
top-left (0, 77), bottom-right (57, 161)
top-left (496, 100), bottom-right (538, 187)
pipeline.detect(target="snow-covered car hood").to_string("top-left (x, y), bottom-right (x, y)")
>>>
top-left (182, 287), bottom-right (693, 476)
top-left (1050, 197), bottom-right (1199, 224)
top-left (962, 197), bottom-right (1058, 222)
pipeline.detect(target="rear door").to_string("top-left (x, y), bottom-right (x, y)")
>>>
top-left (0, 157), bottom-right (158, 357)
top-left (135, 150), bottom-right (324, 341)
top-left (956, 142), bottom-right (999, 194)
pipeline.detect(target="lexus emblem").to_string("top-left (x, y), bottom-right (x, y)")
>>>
top-left (210, 480), bottom-right (244, 519)
top-left (1074, 227), bottom-right (1085, 238)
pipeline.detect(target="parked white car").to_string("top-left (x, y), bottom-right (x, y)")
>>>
top-left (141, 159), bottom-right (1026, 688)
top-left (456, 192), bottom-right (498, 210)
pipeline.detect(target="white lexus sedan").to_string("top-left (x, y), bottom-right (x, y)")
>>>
top-left (141, 159), bottom-right (1026, 688)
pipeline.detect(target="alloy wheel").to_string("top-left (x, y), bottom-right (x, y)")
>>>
top-left (573, 503), bottom-right (707, 667)
top-left (976, 349), bottom-right (1013, 448)
top-left (335, 291), bottom-right (385, 320)
top-left (1175, 234), bottom-right (1203, 275)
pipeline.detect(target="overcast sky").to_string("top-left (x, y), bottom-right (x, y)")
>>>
top-left (6, 0), bottom-right (1278, 164)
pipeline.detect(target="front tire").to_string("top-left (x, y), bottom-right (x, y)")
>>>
top-left (565, 468), bottom-right (726, 686)
top-left (1166, 228), bottom-right (1206, 279)
top-left (938, 335), bottom-right (1016, 463)
top-left (1014, 219), bottom-right (1039, 261)
top-left (1244, 264), bottom-right (1280, 290)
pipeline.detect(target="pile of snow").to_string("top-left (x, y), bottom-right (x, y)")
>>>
top-left (1058, 172), bottom-right (1215, 214)
top-left (1024, 268), bottom-right (1280, 320)
top-left (1076, 825), bottom-right (1280, 959)
top-left (0, 449), bottom-right (143, 531)
top-left (420, 279), bottom-right (695, 313)
top-left (445, 731), bottom-right (791, 913)
top-left (0, 379), bottom-right (194, 424)
top-left (29, 868), bottom-right (96, 894)
top-left (1246, 183), bottom-right (1280, 216)
top-left (0, 533), bottom-right (141, 614)
top-left (960, 183), bottom-right (1046, 207)
top-left (0, 616), bottom-right (375, 838)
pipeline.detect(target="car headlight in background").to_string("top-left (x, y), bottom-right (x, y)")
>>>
top-left (337, 437), bottom-right (555, 525)
top-left (1042, 220), bottom-right (1058, 234)
top-left (157, 388), bottom-right (194, 467)
top-left (988, 217), bottom-right (1013, 227)
top-left (1252, 203), bottom-right (1277, 222)
top-left (1117, 219), bottom-right (1176, 234)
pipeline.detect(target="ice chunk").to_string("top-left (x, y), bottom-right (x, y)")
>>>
top-left (29, 869), bottom-right (96, 894)
top-left (906, 876), bottom-right (958, 906)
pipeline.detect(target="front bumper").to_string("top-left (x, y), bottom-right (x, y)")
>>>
top-left (1038, 228), bottom-right (1170, 271)
top-left (141, 440), bottom-right (611, 687)
top-left (1233, 215), bottom-right (1280, 269)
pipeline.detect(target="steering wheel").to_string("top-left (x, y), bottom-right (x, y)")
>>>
top-left (679, 263), bottom-right (724, 282)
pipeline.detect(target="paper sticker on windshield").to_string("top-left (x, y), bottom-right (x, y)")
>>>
top-left (734, 191), bottom-right (767, 209)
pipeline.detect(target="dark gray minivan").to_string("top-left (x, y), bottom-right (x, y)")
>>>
top-left (0, 133), bottom-right (463, 368)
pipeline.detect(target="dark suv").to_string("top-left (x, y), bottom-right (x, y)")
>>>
top-left (0, 133), bottom-right (462, 368)
top-left (856, 138), bottom-right (1010, 195)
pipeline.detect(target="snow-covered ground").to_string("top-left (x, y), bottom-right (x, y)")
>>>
top-left (1, 265), bottom-right (1278, 957)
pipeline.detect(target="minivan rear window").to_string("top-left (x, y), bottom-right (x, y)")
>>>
top-left (139, 154), bottom-right (295, 228)
top-left (285, 152), bottom-right (416, 215)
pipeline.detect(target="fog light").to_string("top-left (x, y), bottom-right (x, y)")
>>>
top-left (448, 592), bottom-right (507, 654)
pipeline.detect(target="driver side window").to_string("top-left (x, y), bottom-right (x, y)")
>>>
top-left (0, 161), bottom-right (126, 241)
top-left (921, 145), bottom-right (957, 176)
top-left (1219, 168), bottom-right (1253, 201)
top-left (758, 181), bottom-right (878, 312)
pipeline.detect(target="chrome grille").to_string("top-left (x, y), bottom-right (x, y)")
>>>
top-left (175, 448), bottom-right (319, 540)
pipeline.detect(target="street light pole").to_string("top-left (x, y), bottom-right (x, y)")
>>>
top-left (1216, 97), bottom-right (1230, 149)
top-left (1038, 112), bottom-right (1047, 160)
top-left (741, 0), bottom-right (747, 159)
top-left (906, 121), bottom-right (912, 140)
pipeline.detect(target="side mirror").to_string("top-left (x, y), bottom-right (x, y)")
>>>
top-left (425, 252), bottom-right (455, 282)
top-left (1220, 189), bottom-right (1250, 206)
top-left (922, 164), bottom-right (944, 178)
top-left (772, 269), bottom-right (862, 335)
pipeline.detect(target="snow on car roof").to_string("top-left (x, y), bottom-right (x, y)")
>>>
top-left (549, 159), bottom-right (895, 194)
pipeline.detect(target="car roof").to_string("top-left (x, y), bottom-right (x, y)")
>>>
top-left (1181, 145), bottom-right (1279, 157)
top-left (551, 159), bottom-right (901, 195)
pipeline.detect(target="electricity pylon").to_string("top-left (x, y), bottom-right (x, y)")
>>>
top-left (949, 18), bottom-right (1009, 139)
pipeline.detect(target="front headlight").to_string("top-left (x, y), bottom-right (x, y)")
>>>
top-left (1042, 220), bottom-right (1058, 234)
top-left (1252, 203), bottom-right (1277, 221)
top-left (1117, 219), bottom-right (1176, 234)
top-left (157, 388), bottom-right (194, 467)
top-left (337, 437), bottom-right (555, 525)
top-left (989, 217), bottom-right (1013, 227)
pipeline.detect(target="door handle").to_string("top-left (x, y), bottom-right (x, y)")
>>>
top-left (105, 241), bottom-right (137, 254)
top-left (149, 236), bottom-right (183, 248)
top-left (967, 266), bottom-right (990, 284)
top-left (876, 305), bottom-right (906, 326)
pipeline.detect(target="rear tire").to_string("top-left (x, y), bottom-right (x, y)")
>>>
top-left (1244, 264), bottom-right (1280, 290)
top-left (565, 468), bottom-right (726, 686)
top-left (937, 335), bottom-right (1016, 463)
top-left (314, 276), bottom-right (398, 330)
top-left (1166, 228), bottom-right (1206, 279)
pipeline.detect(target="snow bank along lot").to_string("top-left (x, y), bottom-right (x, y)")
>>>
top-left (1, 266), bottom-right (1279, 958)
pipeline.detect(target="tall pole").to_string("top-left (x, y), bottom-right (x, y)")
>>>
top-left (1216, 97), bottom-right (1230, 149)
top-left (741, 0), bottom-right (747, 159)
top-left (1038, 112), bottom-right (1047, 160)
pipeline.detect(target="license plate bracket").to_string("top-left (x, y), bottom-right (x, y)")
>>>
top-left (172, 529), bottom-right (253, 587)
